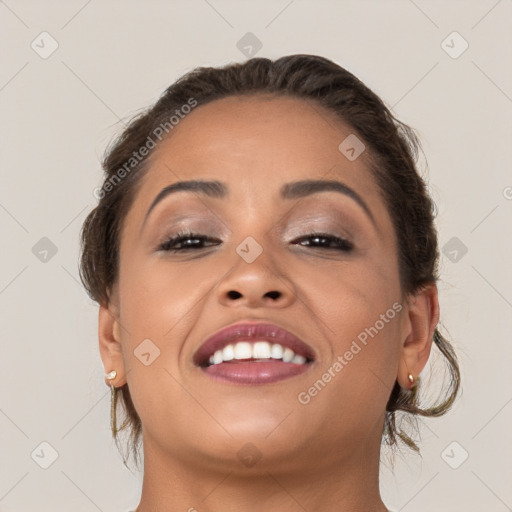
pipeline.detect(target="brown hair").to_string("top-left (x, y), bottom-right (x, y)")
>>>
top-left (79, 54), bottom-right (461, 467)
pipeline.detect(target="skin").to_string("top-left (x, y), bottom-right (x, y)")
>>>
top-left (98, 95), bottom-right (439, 512)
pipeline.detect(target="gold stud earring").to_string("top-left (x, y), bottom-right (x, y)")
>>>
top-left (105, 370), bottom-right (117, 381)
top-left (408, 372), bottom-right (421, 391)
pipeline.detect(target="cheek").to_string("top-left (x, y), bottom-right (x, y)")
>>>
top-left (296, 288), bottom-right (402, 437)
top-left (117, 254), bottom-right (227, 404)
top-left (293, 249), bottom-right (401, 335)
top-left (118, 253), bottom-right (212, 334)
top-left (116, 258), bottom-right (210, 433)
top-left (292, 253), bottom-right (402, 394)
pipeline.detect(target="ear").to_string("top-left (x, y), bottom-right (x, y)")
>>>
top-left (98, 296), bottom-right (127, 388)
top-left (398, 282), bottom-right (440, 390)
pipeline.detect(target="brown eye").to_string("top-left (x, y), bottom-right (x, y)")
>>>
top-left (158, 232), bottom-right (221, 252)
top-left (293, 233), bottom-right (354, 252)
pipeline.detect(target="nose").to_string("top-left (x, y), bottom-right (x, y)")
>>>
top-left (216, 242), bottom-right (296, 309)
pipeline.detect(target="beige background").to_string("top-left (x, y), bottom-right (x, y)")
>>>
top-left (1, 0), bottom-right (511, 511)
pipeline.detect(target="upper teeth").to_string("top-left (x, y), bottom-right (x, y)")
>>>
top-left (208, 341), bottom-right (307, 365)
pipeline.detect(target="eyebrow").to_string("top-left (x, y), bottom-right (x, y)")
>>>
top-left (141, 178), bottom-right (376, 229)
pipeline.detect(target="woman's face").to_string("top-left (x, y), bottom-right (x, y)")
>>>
top-left (103, 95), bottom-right (415, 471)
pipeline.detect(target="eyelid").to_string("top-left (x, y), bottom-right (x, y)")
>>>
top-left (285, 222), bottom-right (355, 243)
top-left (151, 215), bottom-right (224, 241)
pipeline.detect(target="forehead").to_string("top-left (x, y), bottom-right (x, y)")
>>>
top-left (137, 95), bottom-right (380, 199)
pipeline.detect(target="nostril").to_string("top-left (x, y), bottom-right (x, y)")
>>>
top-left (227, 290), bottom-right (242, 299)
top-left (265, 291), bottom-right (281, 300)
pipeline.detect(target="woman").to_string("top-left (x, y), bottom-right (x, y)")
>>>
top-left (79, 54), bottom-right (460, 512)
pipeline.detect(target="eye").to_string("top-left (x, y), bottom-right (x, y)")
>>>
top-left (158, 231), bottom-right (221, 252)
top-left (293, 232), bottom-right (354, 252)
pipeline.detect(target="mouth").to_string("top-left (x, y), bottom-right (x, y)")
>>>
top-left (193, 322), bottom-right (316, 385)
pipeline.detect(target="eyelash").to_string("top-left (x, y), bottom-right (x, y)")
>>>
top-left (158, 231), bottom-right (354, 253)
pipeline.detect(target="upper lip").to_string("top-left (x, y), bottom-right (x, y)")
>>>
top-left (193, 321), bottom-right (316, 367)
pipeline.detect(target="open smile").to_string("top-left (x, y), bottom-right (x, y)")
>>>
top-left (194, 322), bottom-right (316, 385)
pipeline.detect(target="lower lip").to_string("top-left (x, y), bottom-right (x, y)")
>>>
top-left (201, 360), bottom-right (312, 384)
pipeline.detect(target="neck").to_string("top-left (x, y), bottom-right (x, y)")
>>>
top-left (134, 422), bottom-right (389, 512)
